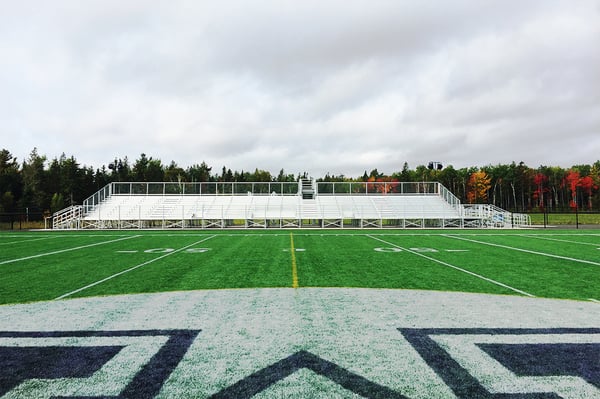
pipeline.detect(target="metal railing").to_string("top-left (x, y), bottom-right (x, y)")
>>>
top-left (82, 181), bottom-right (463, 216)
top-left (316, 181), bottom-right (461, 209)
top-left (52, 205), bottom-right (83, 229)
top-left (83, 182), bottom-right (301, 214)
top-left (316, 181), bottom-right (443, 195)
top-left (462, 204), bottom-right (531, 227)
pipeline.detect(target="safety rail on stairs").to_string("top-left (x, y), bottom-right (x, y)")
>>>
top-left (462, 204), bottom-right (530, 228)
top-left (52, 205), bottom-right (83, 229)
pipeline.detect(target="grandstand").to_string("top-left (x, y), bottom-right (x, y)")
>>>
top-left (51, 179), bottom-right (530, 229)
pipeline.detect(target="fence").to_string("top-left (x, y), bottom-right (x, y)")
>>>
top-left (0, 210), bottom-right (46, 230)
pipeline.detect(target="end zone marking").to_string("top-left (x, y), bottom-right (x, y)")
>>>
top-left (443, 234), bottom-right (600, 267)
top-left (0, 235), bottom-right (141, 266)
top-left (367, 235), bottom-right (534, 297)
top-left (55, 235), bottom-right (217, 300)
top-left (290, 232), bottom-right (299, 289)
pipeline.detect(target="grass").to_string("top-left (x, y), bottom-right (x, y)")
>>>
top-left (1, 229), bottom-right (599, 305)
top-left (528, 212), bottom-right (600, 225)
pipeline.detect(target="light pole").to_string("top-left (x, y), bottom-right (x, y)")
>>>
top-left (428, 161), bottom-right (443, 171)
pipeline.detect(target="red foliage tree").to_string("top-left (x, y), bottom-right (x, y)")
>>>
top-left (580, 175), bottom-right (596, 210)
top-left (565, 170), bottom-right (580, 210)
top-left (565, 170), bottom-right (598, 210)
top-left (532, 173), bottom-right (549, 209)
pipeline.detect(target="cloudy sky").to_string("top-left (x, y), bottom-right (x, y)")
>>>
top-left (1, 0), bottom-right (599, 177)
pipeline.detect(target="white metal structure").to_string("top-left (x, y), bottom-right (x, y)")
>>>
top-left (52, 180), bottom-right (530, 229)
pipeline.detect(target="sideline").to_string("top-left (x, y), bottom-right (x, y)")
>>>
top-left (0, 235), bottom-right (141, 265)
top-left (367, 235), bottom-right (534, 297)
top-left (443, 235), bottom-right (600, 266)
top-left (55, 235), bottom-right (216, 300)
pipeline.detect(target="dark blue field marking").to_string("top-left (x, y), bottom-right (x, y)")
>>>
top-left (0, 345), bottom-right (122, 396)
top-left (400, 328), bottom-right (600, 399)
top-left (479, 343), bottom-right (599, 389)
top-left (0, 329), bottom-right (200, 398)
top-left (209, 350), bottom-right (409, 399)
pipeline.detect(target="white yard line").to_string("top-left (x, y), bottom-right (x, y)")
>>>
top-left (55, 235), bottom-right (217, 300)
top-left (443, 235), bottom-right (600, 267)
top-left (0, 235), bottom-right (141, 266)
top-left (0, 236), bottom-right (62, 246)
top-left (366, 235), bottom-right (534, 297)
top-left (522, 234), bottom-right (600, 247)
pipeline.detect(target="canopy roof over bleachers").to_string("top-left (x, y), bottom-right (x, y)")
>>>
top-left (52, 180), bottom-right (530, 229)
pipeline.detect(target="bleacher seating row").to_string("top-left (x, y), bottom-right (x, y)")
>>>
top-left (51, 180), bottom-right (529, 229)
top-left (80, 194), bottom-right (463, 228)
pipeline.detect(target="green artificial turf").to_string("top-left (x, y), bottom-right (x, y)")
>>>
top-left (1, 229), bottom-right (599, 304)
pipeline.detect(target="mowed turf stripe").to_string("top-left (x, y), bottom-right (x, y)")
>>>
top-left (444, 234), bottom-right (600, 266)
top-left (367, 235), bottom-right (535, 297)
top-left (55, 235), bottom-right (217, 300)
top-left (0, 235), bottom-right (141, 265)
top-left (290, 232), bottom-right (299, 288)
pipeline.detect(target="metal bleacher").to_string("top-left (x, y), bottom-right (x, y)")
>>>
top-left (51, 179), bottom-right (530, 229)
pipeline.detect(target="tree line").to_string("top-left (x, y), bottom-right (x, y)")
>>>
top-left (1, 148), bottom-right (599, 217)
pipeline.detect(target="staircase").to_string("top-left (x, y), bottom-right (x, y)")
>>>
top-left (299, 199), bottom-right (320, 219)
top-left (299, 178), bottom-right (315, 200)
top-left (462, 204), bottom-right (530, 228)
top-left (53, 205), bottom-right (83, 229)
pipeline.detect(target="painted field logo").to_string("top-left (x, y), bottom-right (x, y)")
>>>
top-left (400, 328), bottom-right (600, 399)
top-left (210, 350), bottom-right (408, 398)
top-left (1, 327), bottom-right (598, 398)
top-left (0, 330), bottom-right (199, 399)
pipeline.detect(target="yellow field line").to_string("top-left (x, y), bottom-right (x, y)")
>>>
top-left (290, 232), bottom-right (299, 288)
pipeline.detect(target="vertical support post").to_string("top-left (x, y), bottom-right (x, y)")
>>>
top-left (575, 188), bottom-right (579, 229)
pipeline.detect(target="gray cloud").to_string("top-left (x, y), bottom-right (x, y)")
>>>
top-left (1, 0), bottom-right (599, 178)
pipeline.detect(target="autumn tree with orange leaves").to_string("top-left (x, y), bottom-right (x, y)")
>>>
top-left (466, 171), bottom-right (491, 203)
top-left (366, 176), bottom-right (399, 194)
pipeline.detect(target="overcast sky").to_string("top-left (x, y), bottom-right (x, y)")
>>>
top-left (1, 0), bottom-right (599, 177)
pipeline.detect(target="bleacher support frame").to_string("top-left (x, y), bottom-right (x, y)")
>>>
top-left (52, 181), bottom-right (530, 229)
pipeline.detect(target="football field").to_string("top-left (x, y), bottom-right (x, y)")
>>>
top-left (1, 229), bottom-right (599, 304)
top-left (1, 229), bottom-right (599, 398)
